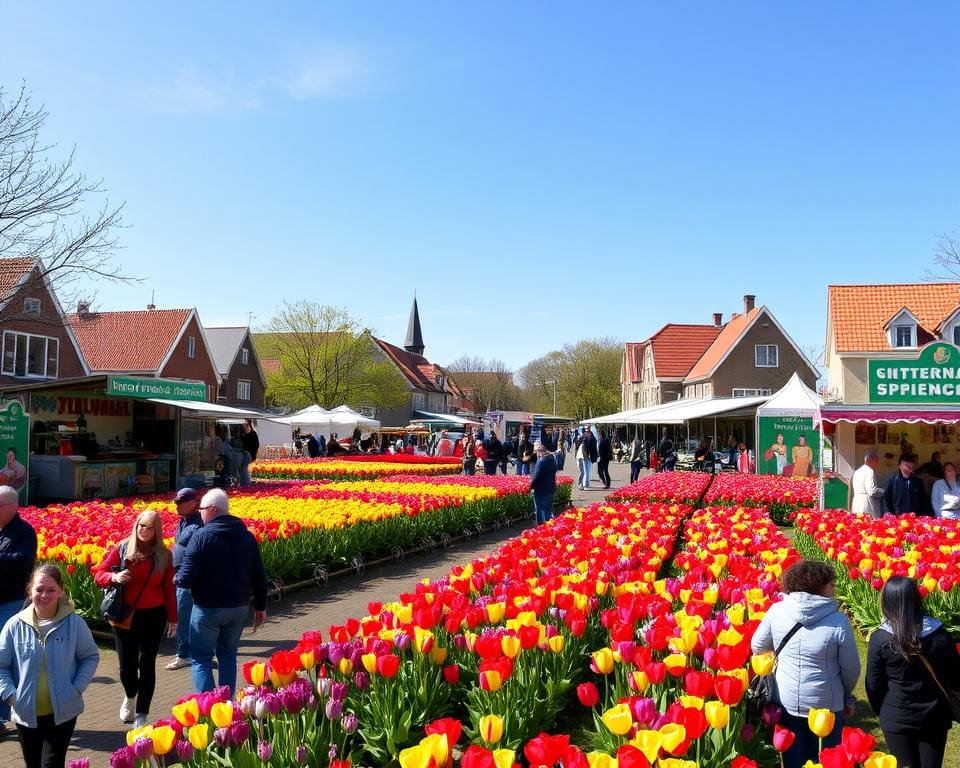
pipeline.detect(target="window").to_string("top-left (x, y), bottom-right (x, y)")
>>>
top-left (187, 336), bottom-right (196, 358)
top-left (236, 379), bottom-right (251, 401)
top-left (953, 327), bottom-right (960, 347)
top-left (1, 331), bottom-right (58, 378)
top-left (241, 347), bottom-right (249, 364)
top-left (732, 388), bottom-right (773, 397)
top-left (895, 325), bottom-right (914, 348)
top-left (23, 298), bottom-right (41, 316)
top-left (755, 344), bottom-right (779, 367)
top-left (412, 392), bottom-right (426, 409)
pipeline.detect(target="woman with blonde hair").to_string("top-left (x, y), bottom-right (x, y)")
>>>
top-left (94, 509), bottom-right (177, 729)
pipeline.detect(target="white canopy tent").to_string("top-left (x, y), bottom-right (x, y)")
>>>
top-left (756, 372), bottom-right (824, 417)
top-left (583, 395), bottom-right (768, 426)
top-left (274, 405), bottom-right (332, 430)
top-left (327, 405), bottom-right (381, 434)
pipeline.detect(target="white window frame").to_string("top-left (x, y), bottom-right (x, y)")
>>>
top-left (236, 379), bottom-right (251, 401)
top-left (241, 347), bottom-right (249, 364)
top-left (412, 392), bottom-right (426, 409)
top-left (187, 335), bottom-right (196, 359)
top-left (1, 331), bottom-right (59, 378)
top-left (23, 298), bottom-right (41, 316)
top-left (732, 387), bottom-right (773, 397)
top-left (894, 325), bottom-right (915, 348)
top-left (754, 344), bottom-right (779, 367)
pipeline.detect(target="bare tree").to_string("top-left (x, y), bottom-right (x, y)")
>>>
top-left (929, 232), bottom-right (960, 280)
top-left (0, 85), bottom-right (131, 310)
top-left (446, 355), bottom-right (524, 413)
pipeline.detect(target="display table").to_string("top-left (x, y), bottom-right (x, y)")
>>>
top-left (31, 455), bottom-right (175, 501)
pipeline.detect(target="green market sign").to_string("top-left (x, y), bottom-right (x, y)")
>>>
top-left (106, 375), bottom-right (207, 402)
top-left (868, 342), bottom-right (960, 403)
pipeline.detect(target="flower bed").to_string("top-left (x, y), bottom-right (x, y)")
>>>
top-left (701, 474), bottom-right (817, 525)
top-left (793, 507), bottom-right (960, 634)
top-left (28, 475), bottom-right (571, 621)
top-left (607, 471), bottom-right (714, 505)
top-left (114, 499), bottom-right (895, 768)
top-left (251, 455), bottom-right (464, 481)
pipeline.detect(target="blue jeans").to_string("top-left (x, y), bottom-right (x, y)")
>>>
top-left (578, 458), bottom-right (591, 488)
top-left (0, 599), bottom-right (21, 721)
top-left (779, 710), bottom-right (843, 768)
top-left (462, 461), bottom-right (475, 476)
top-left (630, 460), bottom-right (642, 483)
top-left (518, 462), bottom-right (530, 476)
top-left (190, 604), bottom-right (249, 695)
top-left (175, 587), bottom-right (193, 659)
top-left (533, 492), bottom-right (554, 525)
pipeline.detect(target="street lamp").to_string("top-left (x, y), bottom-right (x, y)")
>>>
top-left (544, 380), bottom-right (557, 416)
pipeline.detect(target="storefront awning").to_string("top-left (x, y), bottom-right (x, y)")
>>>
top-left (413, 410), bottom-right (481, 426)
top-left (815, 404), bottom-right (960, 426)
top-left (585, 395), bottom-right (769, 425)
top-left (147, 398), bottom-right (266, 420)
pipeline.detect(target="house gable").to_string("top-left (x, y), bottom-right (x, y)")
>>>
top-left (159, 314), bottom-right (220, 402)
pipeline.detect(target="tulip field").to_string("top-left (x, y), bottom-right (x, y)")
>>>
top-left (108, 471), bottom-right (905, 768)
top-left (251, 455), bottom-right (464, 481)
top-left (27, 474), bottom-right (571, 621)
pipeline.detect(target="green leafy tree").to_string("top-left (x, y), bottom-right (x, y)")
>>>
top-left (256, 302), bottom-right (408, 412)
top-left (518, 338), bottom-right (621, 420)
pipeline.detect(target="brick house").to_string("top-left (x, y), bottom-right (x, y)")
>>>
top-left (0, 258), bottom-right (89, 387)
top-left (621, 326), bottom-right (721, 410)
top-left (205, 326), bottom-right (266, 407)
top-left (66, 305), bottom-right (220, 401)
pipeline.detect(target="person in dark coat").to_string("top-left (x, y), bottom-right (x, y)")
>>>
top-left (529, 443), bottom-right (558, 525)
top-left (657, 428), bottom-right (676, 472)
top-left (866, 575), bottom-right (960, 768)
top-left (882, 457), bottom-right (930, 516)
top-left (305, 433), bottom-right (321, 459)
top-left (483, 431), bottom-right (503, 476)
top-left (597, 430), bottom-right (613, 489)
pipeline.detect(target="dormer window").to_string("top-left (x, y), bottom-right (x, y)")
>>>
top-left (953, 327), bottom-right (960, 347)
top-left (885, 308), bottom-right (918, 349)
top-left (894, 325), bottom-right (914, 348)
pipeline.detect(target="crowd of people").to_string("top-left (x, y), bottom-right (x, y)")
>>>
top-left (0, 483), bottom-right (267, 767)
top-left (851, 449), bottom-right (960, 519)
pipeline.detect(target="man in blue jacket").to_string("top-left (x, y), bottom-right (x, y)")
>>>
top-left (530, 443), bottom-right (558, 525)
top-left (177, 488), bottom-right (268, 694)
top-left (882, 457), bottom-right (931, 516)
top-left (166, 488), bottom-right (203, 671)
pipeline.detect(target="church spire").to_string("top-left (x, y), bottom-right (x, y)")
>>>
top-left (404, 295), bottom-right (425, 355)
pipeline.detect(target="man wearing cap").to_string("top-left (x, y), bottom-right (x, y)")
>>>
top-left (165, 487), bottom-right (203, 670)
top-left (529, 442), bottom-right (558, 525)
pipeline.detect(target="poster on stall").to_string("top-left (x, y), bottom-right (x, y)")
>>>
top-left (0, 400), bottom-right (30, 504)
top-left (757, 415), bottom-right (818, 477)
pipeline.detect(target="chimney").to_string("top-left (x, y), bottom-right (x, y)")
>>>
top-left (146, 303), bottom-right (156, 311)
top-left (743, 294), bottom-right (756, 313)
top-left (712, 312), bottom-right (722, 327)
top-left (77, 301), bottom-right (89, 317)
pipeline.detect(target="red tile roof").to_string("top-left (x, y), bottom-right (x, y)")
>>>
top-left (67, 308), bottom-right (192, 371)
top-left (647, 324), bottom-right (722, 378)
top-left (829, 284), bottom-right (960, 353)
top-left (373, 337), bottom-right (442, 392)
top-left (686, 306), bottom-right (764, 380)
top-left (0, 258), bottom-right (38, 302)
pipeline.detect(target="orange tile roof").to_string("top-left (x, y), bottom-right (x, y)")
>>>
top-left (372, 337), bottom-right (443, 392)
top-left (67, 309), bottom-right (192, 371)
top-left (648, 324), bottom-right (722, 378)
top-left (686, 306), bottom-right (764, 380)
top-left (829, 284), bottom-right (960, 353)
top-left (0, 257), bottom-right (38, 301)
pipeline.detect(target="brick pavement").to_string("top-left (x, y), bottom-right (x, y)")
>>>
top-left (0, 459), bottom-right (639, 765)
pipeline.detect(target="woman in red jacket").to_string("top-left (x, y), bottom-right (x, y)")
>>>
top-left (94, 509), bottom-right (177, 730)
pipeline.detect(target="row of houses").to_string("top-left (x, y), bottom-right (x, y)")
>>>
top-left (0, 259), bottom-right (466, 424)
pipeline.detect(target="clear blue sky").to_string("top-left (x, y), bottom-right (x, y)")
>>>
top-left (3, 3), bottom-right (958, 370)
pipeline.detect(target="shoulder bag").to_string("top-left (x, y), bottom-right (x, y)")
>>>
top-left (917, 654), bottom-right (960, 723)
top-left (747, 621), bottom-right (803, 716)
top-left (100, 542), bottom-right (155, 629)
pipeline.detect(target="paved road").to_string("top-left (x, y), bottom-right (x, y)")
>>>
top-left (0, 460), bottom-right (640, 764)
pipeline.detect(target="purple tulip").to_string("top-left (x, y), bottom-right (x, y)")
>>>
top-left (131, 737), bottom-right (154, 761)
top-left (341, 712), bottom-right (359, 734)
top-left (213, 685), bottom-right (232, 702)
top-left (348, 646), bottom-right (363, 666)
top-left (631, 697), bottom-right (656, 726)
top-left (230, 720), bottom-right (250, 746)
top-left (329, 682), bottom-right (348, 702)
top-left (214, 726), bottom-right (233, 749)
top-left (394, 632), bottom-right (411, 651)
top-left (315, 644), bottom-right (329, 664)
top-left (307, 694), bottom-right (318, 711)
top-left (258, 741), bottom-right (274, 761)
top-left (317, 677), bottom-right (332, 697)
top-left (325, 698), bottom-right (343, 720)
top-left (762, 702), bottom-right (782, 728)
top-left (281, 681), bottom-right (310, 714)
top-left (295, 744), bottom-right (309, 765)
top-left (176, 740), bottom-right (195, 762)
top-left (354, 670), bottom-right (370, 690)
top-left (452, 634), bottom-right (467, 650)
top-left (651, 713), bottom-right (670, 730)
top-left (328, 645), bottom-right (344, 664)
top-left (617, 641), bottom-right (637, 662)
top-left (329, 743), bottom-right (339, 759)
top-left (109, 747), bottom-right (135, 768)
top-left (741, 723), bottom-right (756, 742)
top-left (69, 760), bottom-right (91, 768)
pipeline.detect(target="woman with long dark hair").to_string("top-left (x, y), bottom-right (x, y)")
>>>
top-left (94, 509), bottom-right (177, 730)
top-left (866, 575), bottom-right (960, 768)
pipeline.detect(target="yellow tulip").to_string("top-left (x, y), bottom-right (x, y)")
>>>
top-left (172, 699), bottom-right (200, 727)
top-left (480, 713), bottom-right (504, 743)
top-left (750, 652), bottom-right (776, 676)
top-left (188, 723), bottom-right (210, 750)
top-left (630, 729), bottom-right (661, 763)
top-left (668, 629), bottom-right (699, 654)
top-left (247, 661), bottom-right (266, 686)
top-left (587, 752), bottom-right (618, 768)
top-left (501, 635), bottom-right (521, 659)
top-left (801, 762), bottom-right (823, 768)
top-left (414, 626), bottom-right (435, 654)
top-left (658, 723), bottom-right (687, 754)
top-left (592, 648), bottom-right (615, 674)
top-left (430, 646), bottom-right (448, 665)
top-left (678, 695), bottom-right (704, 710)
top-left (151, 725), bottom-right (177, 755)
top-left (659, 760), bottom-right (698, 768)
top-left (704, 701), bottom-right (730, 729)
top-left (492, 749), bottom-right (516, 768)
top-left (547, 635), bottom-right (565, 653)
top-left (864, 752), bottom-right (898, 768)
top-left (362, 652), bottom-right (378, 674)
top-left (807, 708), bottom-right (836, 738)
top-left (486, 602), bottom-right (506, 623)
top-left (338, 657), bottom-right (354, 675)
top-left (716, 627), bottom-right (744, 646)
top-left (631, 670), bottom-right (651, 693)
top-left (299, 648), bottom-right (315, 669)
top-left (126, 724), bottom-right (153, 746)
top-left (210, 701), bottom-right (234, 728)
top-left (726, 603), bottom-right (746, 626)
top-left (601, 703), bottom-right (634, 736)
top-left (419, 733), bottom-right (449, 768)
top-left (663, 653), bottom-right (688, 674)
top-left (399, 744), bottom-right (433, 768)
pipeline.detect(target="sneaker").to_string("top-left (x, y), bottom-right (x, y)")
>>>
top-left (132, 714), bottom-right (147, 730)
top-left (165, 656), bottom-right (191, 670)
top-left (119, 696), bottom-right (136, 723)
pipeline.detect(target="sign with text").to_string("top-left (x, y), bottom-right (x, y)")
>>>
top-left (106, 376), bottom-right (207, 402)
top-left (868, 343), bottom-right (960, 403)
top-left (0, 401), bottom-right (30, 504)
top-left (757, 415), bottom-right (819, 477)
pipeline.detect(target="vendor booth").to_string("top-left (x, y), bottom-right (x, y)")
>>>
top-left (1, 375), bottom-right (265, 501)
top-left (755, 373), bottom-right (825, 477)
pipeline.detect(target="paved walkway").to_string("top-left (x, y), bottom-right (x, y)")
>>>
top-left (0, 459), bottom-right (639, 764)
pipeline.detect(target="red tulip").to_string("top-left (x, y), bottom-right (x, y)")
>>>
top-left (714, 675), bottom-right (745, 705)
top-left (460, 745), bottom-right (496, 768)
top-left (683, 670), bottom-right (714, 698)
top-left (576, 682), bottom-right (599, 708)
top-left (523, 733), bottom-right (570, 767)
top-left (424, 717), bottom-right (462, 748)
top-left (615, 745), bottom-right (651, 768)
top-left (731, 757), bottom-right (757, 768)
top-left (840, 727), bottom-right (876, 763)
top-left (376, 654), bottom-right (400, 678)
top-left (819, 745), bottom-right (855, 768)
top-left (772, 725), bottom-right (795, 752)
top-left (442, 664), bottom-right (460, 684)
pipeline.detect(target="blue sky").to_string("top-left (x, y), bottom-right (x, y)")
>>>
top-left (3, 3), bottom-right (958, 370)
